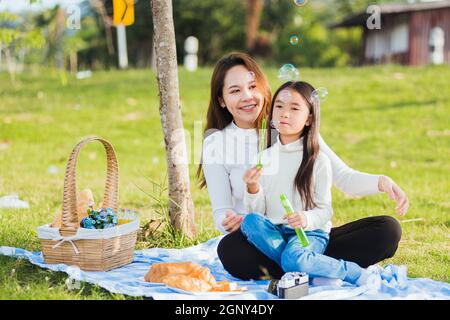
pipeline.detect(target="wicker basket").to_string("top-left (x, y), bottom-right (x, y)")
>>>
top-left (38, 136), bottom-right (138, 271)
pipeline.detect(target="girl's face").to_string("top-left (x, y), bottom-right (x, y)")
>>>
top-left (272, 88), bottom-right (312, 138)
top-left (219, 65), bottom-right (264, 129)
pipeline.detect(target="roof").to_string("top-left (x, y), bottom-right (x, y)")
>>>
top-left (331, 0), bottom-right (450, 28)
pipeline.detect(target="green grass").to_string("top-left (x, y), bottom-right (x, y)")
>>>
top-left (0, 64), bottom-right (449, 299)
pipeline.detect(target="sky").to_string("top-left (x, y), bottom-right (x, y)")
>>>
top-left (0, 0), bottom-right (84, 13)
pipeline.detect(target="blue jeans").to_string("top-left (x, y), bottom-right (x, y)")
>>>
top-left (240, 213), bottom-right (363, 283)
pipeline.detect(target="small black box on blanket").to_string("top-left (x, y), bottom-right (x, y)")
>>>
top-left (268, 272), bottom-right (309, 299)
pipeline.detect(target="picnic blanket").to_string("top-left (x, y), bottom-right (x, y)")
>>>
top-left (1, 236), bottom-right (449, 300)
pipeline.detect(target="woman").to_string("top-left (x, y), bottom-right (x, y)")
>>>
top-left (197, 52), bottom-right (409, 280)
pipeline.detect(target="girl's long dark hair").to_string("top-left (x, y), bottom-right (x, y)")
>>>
top-left (196, 52), bottom-right (272, 189)
top-left (268, 81), bottom-right (321, 210)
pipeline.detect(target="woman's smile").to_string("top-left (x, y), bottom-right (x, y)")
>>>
top-left (239, 103), bottom-right (258, 112)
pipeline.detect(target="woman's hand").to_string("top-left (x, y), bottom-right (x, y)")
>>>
top-left (378, 175), bottom-right (409, 216)
top-left (283, 212), bottom-right (308, 229)
top-left (222, 210), bottom-right (243, 233)
top-left (243, 167), bottom-right (263, 194)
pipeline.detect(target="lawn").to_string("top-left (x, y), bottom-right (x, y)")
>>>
top-left (0, 64), bottom-right (449, 299)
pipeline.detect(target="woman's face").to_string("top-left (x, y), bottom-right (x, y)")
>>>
top-left (272, 88), bottom-right (311, 138)
top-left (220, 65), bottom-right (264, 129)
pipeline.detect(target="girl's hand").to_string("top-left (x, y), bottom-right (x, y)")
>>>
top-left (283, 212), bottom-right (307, 229)
top-left (378, 175), bottom-right (409, 216)
top-left (222, 210), bottom-right (243, 233)
top-left (243, 167), bottom-right (263, 194)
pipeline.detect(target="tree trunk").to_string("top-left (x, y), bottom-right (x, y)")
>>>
top-left (151, 35), bottom-right (157, 71)
top-left (90, 0), bottom-right (115, 55)
top-left (246, 0), bottom-right (264, 52)
top-left (150, 0), bottom-right (196, 239)
top-left (55, 7), bottom-right (66, 70)
top-left (5, 48), bottom-right (16, 86)
top-left (70, 50), bottom-right (78, 73)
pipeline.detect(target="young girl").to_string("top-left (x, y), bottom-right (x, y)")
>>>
top-left (242, 81), bottom-right (381, 286)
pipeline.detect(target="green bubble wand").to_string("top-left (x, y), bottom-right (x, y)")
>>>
top-left (256, 118), bottom-right (267, 169)
top-left (280, 194), bottom-right (310, 247)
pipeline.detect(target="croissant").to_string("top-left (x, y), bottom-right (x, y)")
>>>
top-left (144, 262), bottom-right (246, 293)
top-left (161, 274), bottom-right (213, 292)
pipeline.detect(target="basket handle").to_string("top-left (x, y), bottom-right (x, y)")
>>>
top-left (60, 136), bottom-right (119, 236)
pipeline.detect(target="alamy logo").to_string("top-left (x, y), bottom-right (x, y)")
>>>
top-left (366, 5), bottom-right (381, 30)
top-left (66, 4), bottom-right (81, 30)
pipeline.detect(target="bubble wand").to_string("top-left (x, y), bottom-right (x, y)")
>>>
top-left (256, 118), bottom-right (267, 169)
top-left (280, 194), bottom-right (310, 247)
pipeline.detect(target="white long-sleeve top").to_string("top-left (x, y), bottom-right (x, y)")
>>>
top-left (243, 136), bottom-right (333, 233)
top-left (202, 121), bottom-right (381, 234)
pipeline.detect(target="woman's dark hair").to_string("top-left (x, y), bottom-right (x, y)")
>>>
top-left (197, 52), bottom-right (272, 189)
top-left (267, 81), bottom-right (321, 210)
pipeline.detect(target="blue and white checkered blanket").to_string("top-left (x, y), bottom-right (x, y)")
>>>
top-left (1, 236), bottom-right (449, 300)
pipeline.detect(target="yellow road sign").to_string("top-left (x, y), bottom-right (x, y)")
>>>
top-left (113, 0), bottom-right (135, 26)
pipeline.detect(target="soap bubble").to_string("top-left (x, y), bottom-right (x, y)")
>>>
top-left (278, 89), bottom-right (292, 103)
top-left (293, 0), bottom-right (308, 6)
top-left (247, 71), bottom-right (256, 82)
top-left (278, 64), bottom-right (299, 82)
top-left (270, 120), bottom-right (280, 130)
top-left (311, 87), bottom-right (328, 105)
top-left (290, 35), bottom-right (299, 45)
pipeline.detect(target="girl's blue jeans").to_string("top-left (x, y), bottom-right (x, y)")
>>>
top-left (240, 213), bottom-right (363, 283)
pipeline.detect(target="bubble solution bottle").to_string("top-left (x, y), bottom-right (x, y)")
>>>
top-left (280, 194), bottom-right (310, 247)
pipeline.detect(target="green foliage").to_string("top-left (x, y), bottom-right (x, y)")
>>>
top-left (0, 12), bottom-right (45, 49)
top-left (167, 0), bottom-right (396, 67)
top-left (0, 28), bottom-right (20, 46)
top-left (172, 0), bottom-right (246, 64)
top-left (331, 0), bottom-right (409, 18)
top-left (64, 16), bottom-right (100, 56)
top-left (0, 0), bottom-right (436, 69)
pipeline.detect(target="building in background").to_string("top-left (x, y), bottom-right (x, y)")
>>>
top-left (333, 0), bottom-right (450, 66)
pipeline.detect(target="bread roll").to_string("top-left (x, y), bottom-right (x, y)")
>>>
top-left (51, 189), bottom-right (95, 228)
